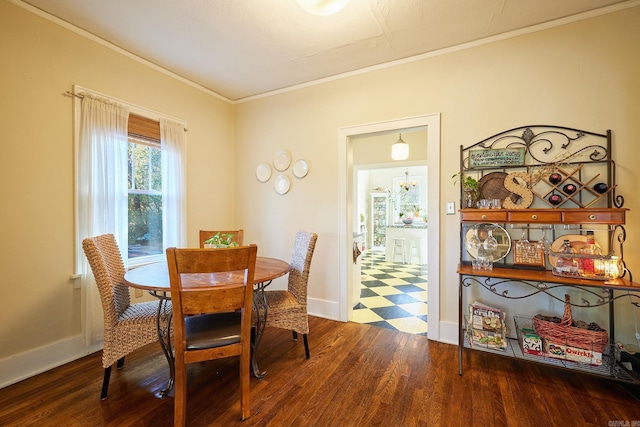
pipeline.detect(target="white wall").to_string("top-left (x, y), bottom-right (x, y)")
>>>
top-left (234, 7), bottom-right (640, 346)
top-left (0, 1), bottom-right (236, 386)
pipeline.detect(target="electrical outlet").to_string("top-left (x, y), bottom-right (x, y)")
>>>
top-left (135, 289), bottom-right (143, 298)
top-left (446, 202), bottom-right (456, 215)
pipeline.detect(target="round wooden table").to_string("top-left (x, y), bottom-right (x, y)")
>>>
top-left (124, 256), bottom-right (290, 397)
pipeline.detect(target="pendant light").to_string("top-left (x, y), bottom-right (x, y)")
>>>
top-left (391, 133), bottom-right (409, 160)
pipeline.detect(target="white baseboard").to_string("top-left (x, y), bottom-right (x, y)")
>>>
top-left (436, 319), bottom-right (459, 345)
top-left (0, 336), bottom-right (102, 389)
top-left (308, 297), bottom-right (340, 320)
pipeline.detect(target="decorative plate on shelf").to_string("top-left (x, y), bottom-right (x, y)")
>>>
top-left (463, 223), bottom-right (512, 262)
top-left (274, 174), bottom-right (291, 195)
top-left (255, 162), bottom-right (271, 183)
top-left (548, 234), bottom-right (602, 267)
top-left (478, 172), bottom-right (520, 204)
top-left (292, 159), bottom-right (309, 178)
top-left (273, 150), bottom-right (291, 172)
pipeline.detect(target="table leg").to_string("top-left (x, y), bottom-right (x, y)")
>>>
top-left (154, 294), bottom-right (174, 398)
top-left (252, 281), bottom-right (270, 379)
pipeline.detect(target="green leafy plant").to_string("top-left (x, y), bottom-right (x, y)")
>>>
top-left (203, 232), bottom-right (239, 248)
top-left (452, 173), bottom-right (480, 198)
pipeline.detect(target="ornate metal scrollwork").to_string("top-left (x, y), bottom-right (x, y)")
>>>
top-left (461, 275), bottom-right (640, 307)
top-left (463, 126), bottom-right (609, 167)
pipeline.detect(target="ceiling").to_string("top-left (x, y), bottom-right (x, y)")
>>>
top-left (19, 0), bottom-right (632, 101)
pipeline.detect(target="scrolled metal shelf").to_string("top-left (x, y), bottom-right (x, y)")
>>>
top-left (460, 275), bottom-right (621, 306)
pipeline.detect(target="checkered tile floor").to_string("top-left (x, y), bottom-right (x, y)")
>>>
top-left (351, 249), bottom-right (428, 335)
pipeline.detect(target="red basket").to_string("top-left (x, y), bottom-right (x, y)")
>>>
top-left (533, 294), bottom-right (608, 353)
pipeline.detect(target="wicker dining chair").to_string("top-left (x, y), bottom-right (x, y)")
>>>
top-left (82, 234), bottom-right (170, 400)
top-left (167, 245), bottom-right (257, 425)
top-left (262, 231), bottom-right (318, 358)
top-left (198, 229), bottom-right (244, 248)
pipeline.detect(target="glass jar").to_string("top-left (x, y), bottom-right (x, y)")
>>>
top-left (554, 239), bottom-right (578, 276)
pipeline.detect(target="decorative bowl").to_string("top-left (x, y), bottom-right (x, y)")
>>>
top-left (402, 217), bottom-right (414, 225)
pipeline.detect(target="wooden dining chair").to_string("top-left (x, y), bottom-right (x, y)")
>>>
top-left (262, 231), bottom-right (317, 358)
top-left (166, 244), bottom-right (257, 425)
top-left (198, 229), bottom-right (244, 248)
top-left (82, 234), bottom-right (170, 400)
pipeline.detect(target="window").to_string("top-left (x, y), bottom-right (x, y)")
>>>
top-left (127, 114), bottom-right (163, 260)
top-left (75, 86), bottom-right (186, 344)
top-left (391, 176), bottom-right (426, 220)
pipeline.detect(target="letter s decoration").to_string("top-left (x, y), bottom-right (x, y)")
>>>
top-left (503, 172), bottom-right (534, 209)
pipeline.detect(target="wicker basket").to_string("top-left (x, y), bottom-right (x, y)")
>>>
top-left (533, 294), bottom-right (608, 353)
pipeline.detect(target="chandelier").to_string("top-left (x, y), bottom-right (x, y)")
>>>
top-left (398, 169), bottom-right (417, 191)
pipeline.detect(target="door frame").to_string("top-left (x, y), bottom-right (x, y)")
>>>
top-left (338, 113), bottom-right (441, 340)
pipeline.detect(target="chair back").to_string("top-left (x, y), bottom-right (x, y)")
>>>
top-left (199, 229), bottom-right (245, 248)
top-left (288, 231), bottom-right (318, 305)
top-left (82, 234), bottom-right (130, 328)
top-left (166, 245), bottom-right (257, 356)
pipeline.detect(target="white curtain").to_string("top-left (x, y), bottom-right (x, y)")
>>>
top-left (160, 119), bottom-right (187, 249)
top-left (78, 94), bottom-right (129, 346)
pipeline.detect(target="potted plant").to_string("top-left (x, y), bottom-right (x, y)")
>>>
top-left (452, 173), bottom-right (479, 208)
top-left (203, 232), bottom-right (239, 248)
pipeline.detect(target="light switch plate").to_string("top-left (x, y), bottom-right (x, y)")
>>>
top-left (446, 202), bottom-right (455, 215)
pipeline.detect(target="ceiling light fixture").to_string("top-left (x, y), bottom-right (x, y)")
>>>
top-left (391, 133), bottom-right (409, 160)
top-left (295, 0), bottom-right (350, 16)
top-left (398, 169), bottom-right (417, 191)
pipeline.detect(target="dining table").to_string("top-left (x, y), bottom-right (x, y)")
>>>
top-left (124, 256), bottom-right (290, 398)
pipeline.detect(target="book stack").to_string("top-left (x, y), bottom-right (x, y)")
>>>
top-left (468, 301), bottom-right (507, 351)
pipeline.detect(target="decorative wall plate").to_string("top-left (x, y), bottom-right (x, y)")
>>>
top-left (256, 162), bottom-right (271, 183)
top-left (292, 159), bottom-right (309, 178)
top-left (274, 174), bottom-right (291, 195)
top-left (273, 150), bottom-right (291, 171)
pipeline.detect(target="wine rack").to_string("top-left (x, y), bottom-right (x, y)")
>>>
top-left (531, 163), bottom-right (616, 209)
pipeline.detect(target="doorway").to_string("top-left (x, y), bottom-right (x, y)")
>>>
top-left (337, 114), bottom-right (441, 340)
top-left (351, 162), bottom-right (428, 334)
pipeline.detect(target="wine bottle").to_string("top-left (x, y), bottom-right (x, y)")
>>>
top-left (549, 173), bottom-right (562, 185)
top-left (548, 194), bottom-right (563, 206)
top-left (579, 231), bottom-right (601, 277)
top-left (593, 183), bottom-right (608, 194)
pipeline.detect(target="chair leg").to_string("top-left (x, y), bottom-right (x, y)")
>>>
top-left (100, 366), bottom-right (112, 400)
top-left (116, 357), bottom-right (125, 369)
top-left (292, 331), bottom-right (298, 341)
top-left (303, 334), bottom-right (310, 359)
top-left (240, 346), bottom-right (251, 420)
top-left (174, 361), bottom-right (188, 427)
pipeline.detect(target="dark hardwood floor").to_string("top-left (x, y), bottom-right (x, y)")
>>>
top-left (1, 317), bottom-right (639, 426)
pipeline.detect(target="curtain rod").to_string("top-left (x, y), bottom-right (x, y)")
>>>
top-left (63, 91), bottom-right (188, 132)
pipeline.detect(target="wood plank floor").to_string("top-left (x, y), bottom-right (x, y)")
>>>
top-left (1, 316), bottom-right (639, 426)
